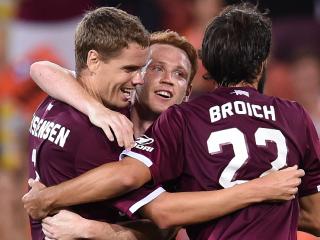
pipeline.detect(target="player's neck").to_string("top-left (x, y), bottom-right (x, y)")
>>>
top-left (131, 103), bottom-right (159, 137)
top-left (230, 64), bottom-right (265, 89)
top-left (231, 79), bottom-right (258, 89)
top-left (232, 82), bottom-right (257, 88)
top-left (78, 70), bottom-right (104, 106)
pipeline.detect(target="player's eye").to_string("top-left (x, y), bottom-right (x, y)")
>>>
top-left (149, 64), bottom-right (164, 72)
top-left (174, 70), bottom-right (187, 80)
top-left (202, 73), bottom-right (212, 80)
top-left (122, 66), bottom-right (141, 73)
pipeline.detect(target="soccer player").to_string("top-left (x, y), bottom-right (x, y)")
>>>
top-left (26, 6), bottom-right (151, 240)
top-left (27, 30), bottom-right (304, 240)
top-left (23, 7), bottom-right (312, 239)
top-left (122, 4), bottom-right (319, 238)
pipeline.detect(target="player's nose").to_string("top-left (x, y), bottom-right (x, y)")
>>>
top-left (132, 70), bottom-right (144, 86)
top-left (160, 71), bottom-right (174, 86)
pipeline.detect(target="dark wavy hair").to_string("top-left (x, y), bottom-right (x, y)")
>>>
top-left (201, 3), bottom-right (271, 86)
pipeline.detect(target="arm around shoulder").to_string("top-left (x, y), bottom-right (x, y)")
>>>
top-left (30, 61), bottom-right (73, 99)
top-left (30, 60), bottom-right (134, 148)
top-left (141, 166), bottom-right (303, 229)
top-left (45, 157), bottom-right (151, 211)
top-left (29, 61), bottom-right (96, 115)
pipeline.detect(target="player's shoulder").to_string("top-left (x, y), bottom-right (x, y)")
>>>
top-left (153, 103), bottom-right (186, 130)
top-left (268, 94), bottom-right (304, 113)
top-left (159, 94), bottom-right (213, 121)
top-left (36, 96), bottom-right (92, 128)
top-left (163, 103), bottom-right (186, 118)
top-left (263, 94), bottom-right (310, 128)
top-left (35, 96), bottom-right (54, 113)
top-left (176, 92), bottom-right (214, 113)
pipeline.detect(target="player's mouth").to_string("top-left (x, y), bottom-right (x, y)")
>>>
top-left (155, 90), bottom-right (173, 99)
top-left (121, 87), bottom-right (135, 100)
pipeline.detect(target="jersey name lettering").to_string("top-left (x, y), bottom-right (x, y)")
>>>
top-left (209, 101), bottom-right (276, 123)
top-left (29, 115), bottom-right (70, 148)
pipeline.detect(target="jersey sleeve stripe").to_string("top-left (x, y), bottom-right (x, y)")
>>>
top-left (119, 150), bottom-right (153, 167)
top-left (128, 187), bottom-right (166, 214)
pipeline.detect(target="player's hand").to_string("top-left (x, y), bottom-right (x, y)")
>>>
top-left (87, 101), bottom-right (135, 150)
top-left (22, 179), bottom-right (50, 219)
top-left (257, 165), bottom-right (305, 201)
top-left (42, 210), bottom-right (87, 240)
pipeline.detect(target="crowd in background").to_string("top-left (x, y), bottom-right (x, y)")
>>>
top-left (0, 0), bottom-right (319, 239)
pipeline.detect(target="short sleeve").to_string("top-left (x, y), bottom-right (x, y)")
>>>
top-left (111, 185), bottom-right (166, 219)
top-left (299, 108), bottom-right (320, 197)
top-left (120, 105), bottom-right (186, 185)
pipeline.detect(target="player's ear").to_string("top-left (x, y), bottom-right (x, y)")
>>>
top-left (183, 84), bottom-right (192, 102)
top-left (87, 50), bottom-right (100, 73)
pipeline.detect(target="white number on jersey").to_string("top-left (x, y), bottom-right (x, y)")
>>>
top-left (207, 128), bottom-right (288, 188)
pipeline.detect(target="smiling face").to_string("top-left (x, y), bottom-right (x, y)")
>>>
top-left (135, 43), bottom-right (192, 114)
top-left (92, 43), bottom-right (150, 109)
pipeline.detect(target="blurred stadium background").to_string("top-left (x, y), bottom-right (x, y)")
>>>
top-left (0, 0), bottom-right (319, 239)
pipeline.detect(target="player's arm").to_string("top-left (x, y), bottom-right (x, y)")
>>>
top-left (298, 193), bottom-right (320, 236)
top-left (297, 107), bottom-right (320, 236)
top-left (30, 61), bottom-right (134, 149)
top-left (141, 166), bottom-right (304, 228)
top-left (42, 210), bottom-right (152, 240)
top-left (23, 157), bottom-right (151, 219)
top-left (119, 220), bottom-right (178, 240)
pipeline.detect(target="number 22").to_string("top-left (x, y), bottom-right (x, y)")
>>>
top-left (207, 128), bottom-right (288, 188)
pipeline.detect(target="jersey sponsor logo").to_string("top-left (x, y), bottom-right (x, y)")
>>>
top-left (136, 135), bottom-right (154, 145)
top-left (231, 90), bottom-right (249, 97)
top-left (134, 135), bottom-right (154, 152)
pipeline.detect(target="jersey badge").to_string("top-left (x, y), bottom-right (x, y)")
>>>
top-left (230, 90), bottom-right (249, 97)
top-left (136, 135), bottom-right (154, 145)
top-left (134, 135), bottom-right (154, 152)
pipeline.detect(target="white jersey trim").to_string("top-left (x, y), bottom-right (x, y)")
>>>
top-left (129, 187), bottom-right (166, 214)
top-left (120, 150), bottom-right (153, 167)
top-left (317, 185), bottom-right (320, 192)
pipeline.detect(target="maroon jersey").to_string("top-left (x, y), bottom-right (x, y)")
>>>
top-left (122, 87), bottom-right (320, 240)
top-left (112, 185), bottom-right (166, 219)
top-left (28, 97), bottom-right (151, 240)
